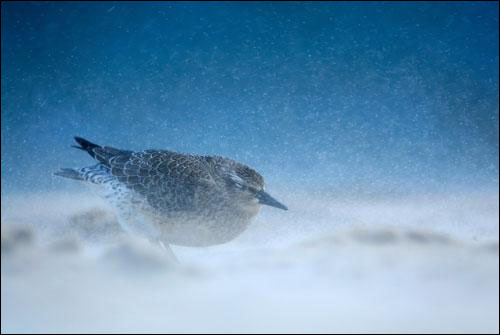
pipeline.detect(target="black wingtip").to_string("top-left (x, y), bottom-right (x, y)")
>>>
top-left (73, 136), bottom-right (99, 150)
top-left (72, 136), bottom-right (100, 158)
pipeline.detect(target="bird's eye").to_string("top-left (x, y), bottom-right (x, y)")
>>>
top-left (247, 186), bottom-right (259, 193)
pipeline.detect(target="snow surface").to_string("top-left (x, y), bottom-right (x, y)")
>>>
top-left (2, 191), bottom-right (498, 333)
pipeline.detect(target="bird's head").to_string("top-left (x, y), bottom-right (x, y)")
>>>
top-left (222, 162), bottom-right (288, 211)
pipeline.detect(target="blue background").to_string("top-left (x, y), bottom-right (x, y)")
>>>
top-left (1, 1), bottom-right (498, 194)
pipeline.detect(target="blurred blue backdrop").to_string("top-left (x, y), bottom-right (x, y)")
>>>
top-left (1, 1), bottom-right (498, 194)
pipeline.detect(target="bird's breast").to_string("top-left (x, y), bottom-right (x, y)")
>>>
top-left (154, 205), bottom-right (259, 247)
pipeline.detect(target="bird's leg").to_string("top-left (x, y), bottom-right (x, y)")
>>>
top-left (158, 240), bottom-right (178, 263)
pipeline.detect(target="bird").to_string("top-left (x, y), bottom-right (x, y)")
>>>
top-left (55, 137), bottom-right (288, 249)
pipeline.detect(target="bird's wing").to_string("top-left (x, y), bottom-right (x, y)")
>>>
top-left (105, 150), bottom-right (216, 212)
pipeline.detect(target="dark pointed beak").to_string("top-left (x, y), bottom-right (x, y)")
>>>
top-left (256, 191), bottom-right (288, 210)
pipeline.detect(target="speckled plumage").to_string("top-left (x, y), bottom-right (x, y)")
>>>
top-left (55, 137), bottom-right (287, 247)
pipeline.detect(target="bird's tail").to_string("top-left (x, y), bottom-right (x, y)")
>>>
top-left (54, 168), bottom-right (84, 181)
top-left (54, 164), bottom-right (112, 184)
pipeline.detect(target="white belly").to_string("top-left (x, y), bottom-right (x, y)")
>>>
top-left (93, 179), bottom-right (260, 246)
top-left (157, 215), bottom-right (254, 247)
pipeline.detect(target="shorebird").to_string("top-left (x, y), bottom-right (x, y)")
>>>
top-left (55, 137), bottom-right (287, 249)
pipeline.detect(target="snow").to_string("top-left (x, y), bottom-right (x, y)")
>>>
top-left (2, 191), bottom-right (498, 333)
